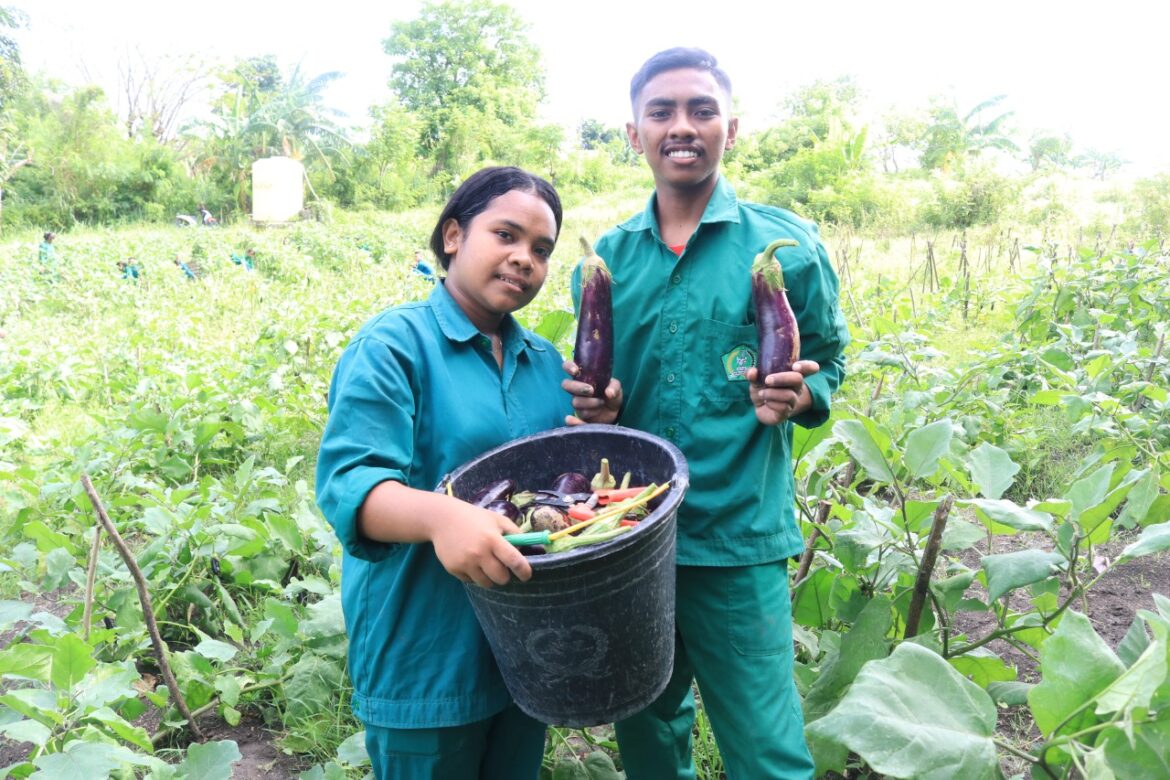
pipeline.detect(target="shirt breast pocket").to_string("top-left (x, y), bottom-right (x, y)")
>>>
top-left (698, 318), bottom-right (757, 406)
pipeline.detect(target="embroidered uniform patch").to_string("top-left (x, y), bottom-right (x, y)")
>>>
top-left (721, 344), bottom-right (757, 382)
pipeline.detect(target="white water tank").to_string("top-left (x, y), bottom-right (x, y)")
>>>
top-left (251, 157), bottom-right (305, 222)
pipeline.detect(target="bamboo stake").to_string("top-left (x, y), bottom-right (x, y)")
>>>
top-left (81, 473), bottom-right (204, 740)
top-left (82, 525), bottom-right (101, 641)
top-left (905, 495), bottom-right (955, 638)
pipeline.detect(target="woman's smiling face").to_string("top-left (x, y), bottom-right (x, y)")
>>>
top-left (441, 188), bottom-right (558, 333)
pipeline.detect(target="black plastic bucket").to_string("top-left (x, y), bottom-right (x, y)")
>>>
top-left (438, 424), bottom-right (689, 727)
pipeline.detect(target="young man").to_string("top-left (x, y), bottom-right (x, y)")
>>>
top-left (564, 48), bottom-right (849, 778)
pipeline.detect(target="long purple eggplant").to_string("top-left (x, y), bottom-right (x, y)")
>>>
top-left (751, 239), bottom-right (802, 376)
top-left (574, 236), bottom-right (613, 399)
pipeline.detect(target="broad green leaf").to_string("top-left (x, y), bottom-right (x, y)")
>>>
top-left (834, 419), bottom-right (896, 483)
top-left (1118, 522), bottom-right (1170, 563)
top-left (987, 681), bottom-right (1032, 706)
top-left (1118, 617), bottom-right (1151, 668)
top-left (336, 730), bottom-right (368, 766)
top-left (792, 568), bottom-right (834, 629)
top-left (1065, 463), bottom-right (1114, 522)
top-left (949, 647), bottom-right (1016, 688)
top-left (941, 518), bottom-right (985, 551)
top-left (1117, 469), bottom-right (1161, 529)
top-left (50, 634), bottom-right (96, 691)
top-left (0, 719), bottom-right (51, 747)
top-left (0, 600), bottom-right (34, 630)
top-left (1100, 717), bottom-right (1170, 778)
top-left (1095, 634), bottom-right (1167, 718)
top-left (532, 309), bottom-right (575, 347)
top-left (903, 419), bottom-right (953, 480)
top-left (1030, 612), bottom-right (1125, 737)
top-left (179, 739), bottom-right (242, 780)
top-left (803, 597), bottom-right (892, 722)
top-left (30, 741), bottom-right (144, 779)
top-left (285, 654), bottom-right (346, 722)
top-left (981, 550), bottom-right (1065, 602)
top-left (805, 643), bottom-right (998, 780)
top-left (960, 498), bottom-right (1053, 533)
top-left (965, 442), bottom-right (1018, 500)
top-left (0, 643), bottom-right (53, 682)
top-left (74, 662), bottom-right (139, 710)
top-left (194, 639), bottom-right (238, 664)
top-left (86, 706), bottom-right (154, 752)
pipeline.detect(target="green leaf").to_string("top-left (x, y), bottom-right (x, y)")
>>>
top-left (1100, 717), bottom-right (1170, 778)
top-left (533, 309), bottom-right (575, 347)
top-left (1029, 612), bottom-right (1125, 737)
top-left (86, 706), bottom-right (154, 752)
top-left (949, 647), bottom-right (1017, 688)
top-left (30, 741), bottom-right (144, 779)
top-left (959, 498), bottom-right (1053, 532)
top-left (194, 639), bottom-right (238, 664)
top-left (941, 518), bottom-right (986, 551)
top-left (0, 643), bottom-right (53, 682)
top-left (792, 568), bottom-right (834, 629)
top-left (285, 654), bottom-right (345, 722)
top-left (805, 643), bottom-right (998, 780)
top-left (803, 597), bottom-right (892, 723)
top-left (1118, 521), bottom-right (1170, 564)
top-left (1065, 463), bottom-right (1114, 522)
top-left (0, 600), bottom-right (34, 630)
top-left (903, 419), bottom-right (953, 480)
top-left (987, 681), bottom-right (1032, 706)
top-left (1095, 634), bottom-right (1167, 718)
top-left (50, 634), bottom-right (96, 691)
top-left (981, 550), bottom-right (1066, 602)
top-left (179, 740), bottom-right (242, 780)
top-left (834, 419), bottom-right (896, 483)
top-left (336, 730), bottom-right (369, 766)
top-left (0, 719), bottom-right (51, 747)
top-left (1117, 469), bottom-right (1161, 529)
top-left (965, 442), bottom-right (1018, 500)
top-left (1118, 617), bottom-right (1151, 668)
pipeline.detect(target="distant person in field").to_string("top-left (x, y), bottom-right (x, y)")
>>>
top-left (199, 205), bottom-right (218, 226)
top-left (412, 248), bottom-right (436, 281)
top-left (117, 258), bottom-right (142, 281)
top-left (37, 232), bottom-right (58, 276)
top-left (230, 247), bottom-right (256, 271)
top-left (174, 255), bottom-right (197, 280)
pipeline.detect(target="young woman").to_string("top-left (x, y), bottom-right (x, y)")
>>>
top-left (316, 166), bottom-right (619, 779)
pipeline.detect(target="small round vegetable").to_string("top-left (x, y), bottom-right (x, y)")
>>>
top-left (531, 505), bottom-right (571, 533)
top-left (470, 479), bottom-right (516, 507)
top-left (485, 499), bottom-right (522, 523)
top-left (551, 472), bottom-right (591, 496)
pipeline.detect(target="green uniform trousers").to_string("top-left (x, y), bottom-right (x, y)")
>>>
top-left (615, 563), bottom-right (814, 780)
top-left (363, 703), bottom-right (545, 779)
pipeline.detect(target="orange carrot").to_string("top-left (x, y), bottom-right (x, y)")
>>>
top-left (595, 486), bottom-right (650, 505)
top-left (568, 503), bottom-right (596, 522)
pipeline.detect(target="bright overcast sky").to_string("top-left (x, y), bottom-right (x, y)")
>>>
top-left (13, 0), bottom-right (1170, 176)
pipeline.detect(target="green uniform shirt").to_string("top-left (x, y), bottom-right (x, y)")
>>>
top-left (579, 176), bottom-right (849, 566)
top-left (38, 242), bottom-right (56, 268)
top-left (316, 281), bottom-right (570, 728)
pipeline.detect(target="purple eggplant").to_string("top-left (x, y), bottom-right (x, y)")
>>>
top-left (574, 236), bottom-right (614, 399)
top-left (484, 499), bottom-right (522, 523)
top-left (751, 239), bottom-right (802, 376)
top-left (469, 479), bottom-right (515, 508)
top-left (551, 472), bottom-right (591, 496)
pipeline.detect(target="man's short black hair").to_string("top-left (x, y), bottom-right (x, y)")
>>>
top-left (629, 47), bottom-right (732, 110)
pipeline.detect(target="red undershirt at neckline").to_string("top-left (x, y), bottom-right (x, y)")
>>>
top-left (669, 244), bottom-right (685, 256)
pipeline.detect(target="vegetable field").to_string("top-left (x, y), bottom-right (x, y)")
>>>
top-left (1, 196), bottom-right (1168, 779)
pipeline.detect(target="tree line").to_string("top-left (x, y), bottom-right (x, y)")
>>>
top-left (0, 1), bottom-right (1162, 235)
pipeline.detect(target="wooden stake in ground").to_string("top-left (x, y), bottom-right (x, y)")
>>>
top-left (81, 473), bottom-right (205, 741)
top-left (905, 495), bottom-right (955, 638)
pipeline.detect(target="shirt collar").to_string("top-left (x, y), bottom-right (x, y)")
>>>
top-left (428, 280), bottom-right (546, 354)
top-left (623, 175), bottom-right (742, 238)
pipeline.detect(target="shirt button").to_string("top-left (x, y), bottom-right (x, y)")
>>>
top-left (669, 321), bottom-right (678, 334)
top-left (671, 274), bottom-right (682, 285)
top-left (666, 373), bottom-right (675, 383)
top-left (666, 426), bottom-right (677, 438)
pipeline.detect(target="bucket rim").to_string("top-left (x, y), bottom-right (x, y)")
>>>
top-left (437, 424), bottom-right (689, 570)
